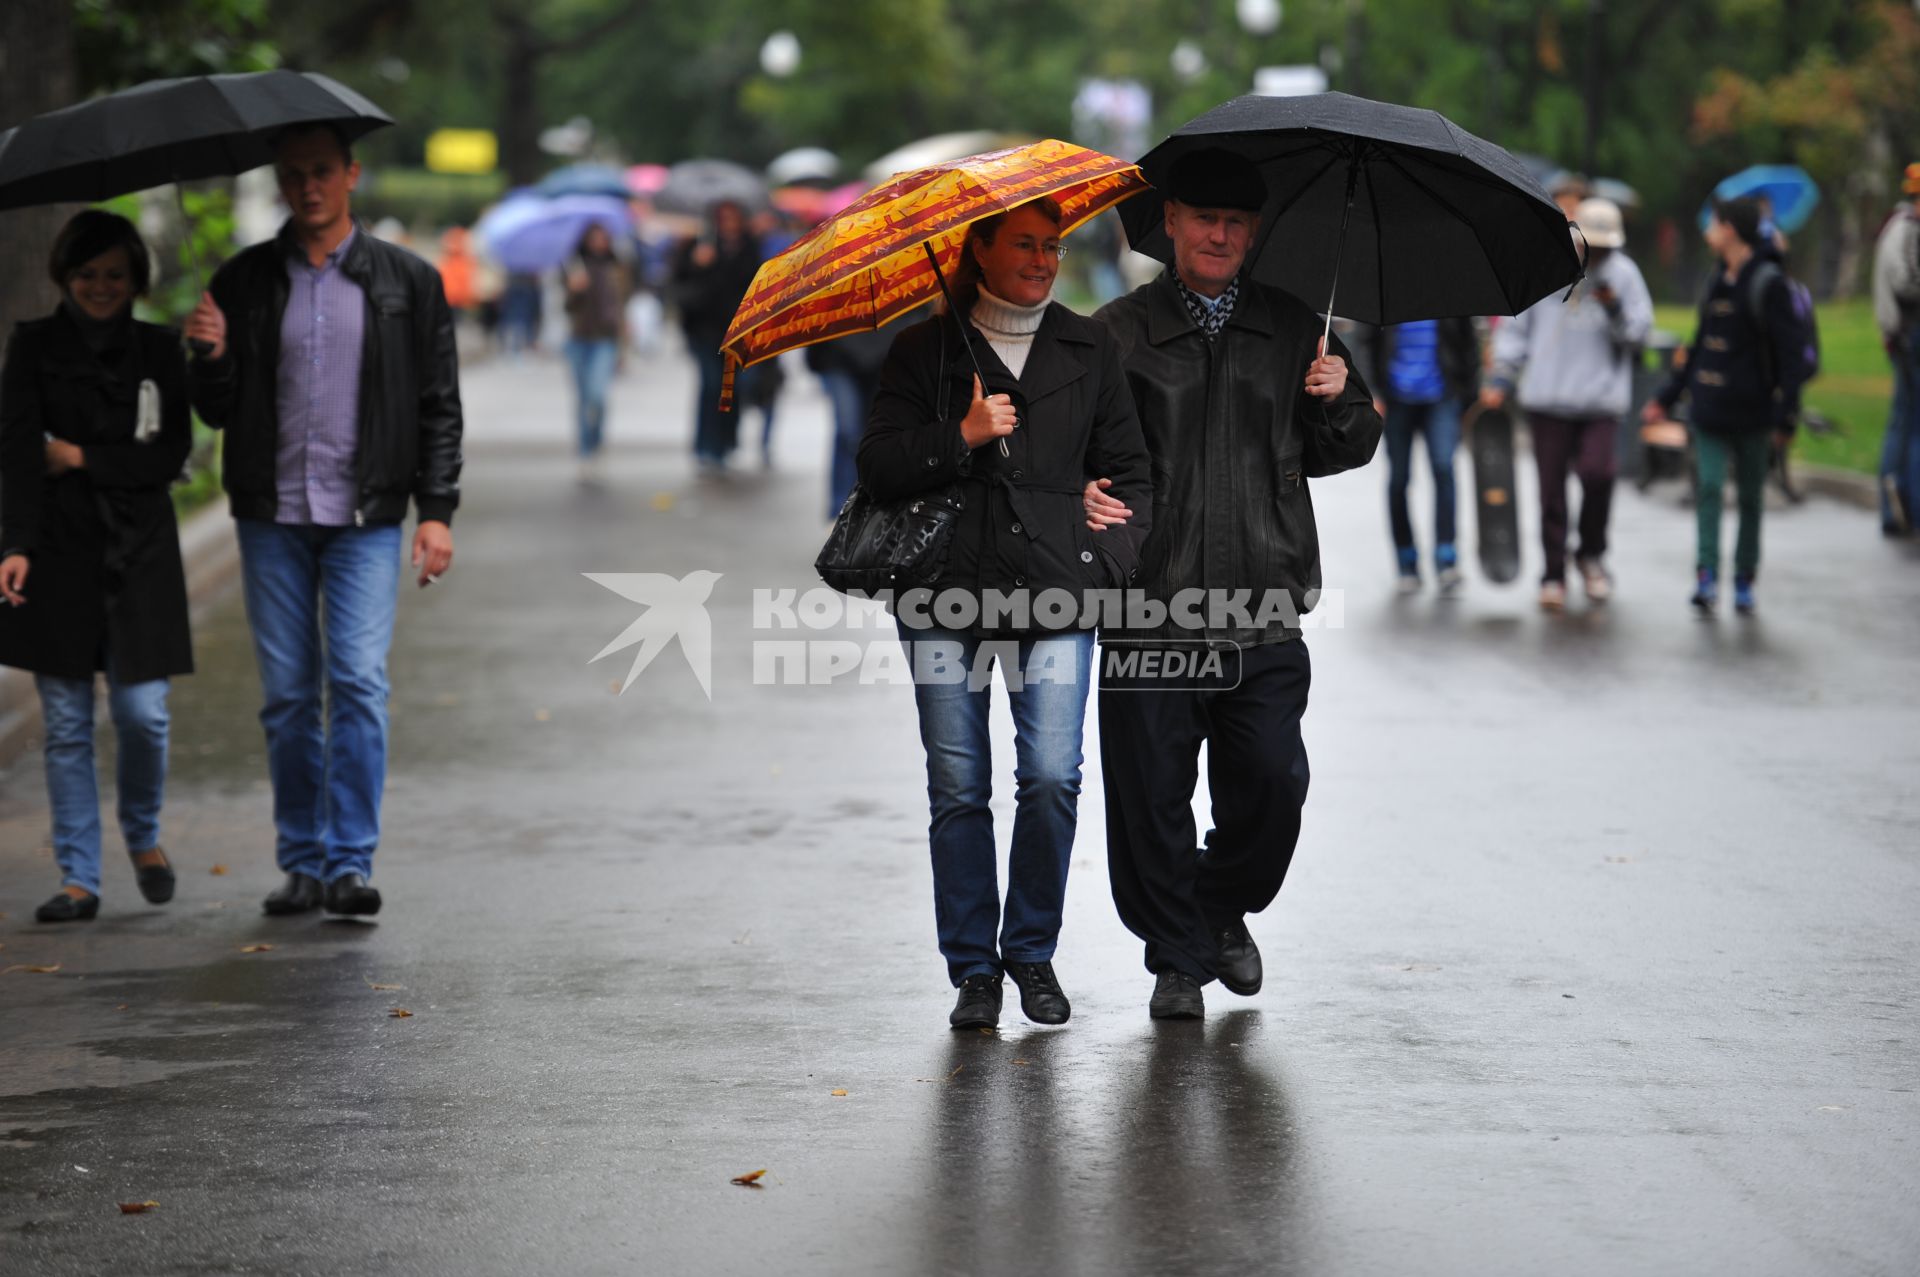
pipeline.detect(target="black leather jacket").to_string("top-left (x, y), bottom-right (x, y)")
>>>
top-left (1094, 273), bottom-right (1382, 646)
top-left (188, 221), bottom-right (463, 526)
top-left (858, 304), bottom-right (1152, 631)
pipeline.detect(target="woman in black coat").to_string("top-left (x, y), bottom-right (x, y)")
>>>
top-left (857, 197), bottom-right (1152, 1030)
top-left (0, 210), bottom-right (194, 922)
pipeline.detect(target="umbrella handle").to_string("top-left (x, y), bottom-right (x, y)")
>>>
top-left (1320, 147), bottom-right (1363, 358)
top-left (174, 182), bottom-right (215, 359)
top-left (921, 242), bottom-right (1008, 456)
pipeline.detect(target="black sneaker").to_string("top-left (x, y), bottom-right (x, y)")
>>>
top-left (1213, 918), bottom-right (1263, 996)
top-left (949, 973), bottom-right (1003, 1030)
top-left (1004, 960), bottom-right (1071, 1025)
top-left (1148, 970), bottom-right (1204, 1020)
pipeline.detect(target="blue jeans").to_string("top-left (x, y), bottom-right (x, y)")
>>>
top-left (1383, 397), bottom-right (1461, 565)
top-left (897, 622), bottom-right (1096, 985)
top-left (236, 520), bottom-right (402, 883)
top-left (565, 338), bottom-right (618, 457)
top-left (819, 368), bottom-right (867, 518)
top-left (36, 672), bottom-right (169, 896)
top-left (1882, 337), bottom-right (1920, 530)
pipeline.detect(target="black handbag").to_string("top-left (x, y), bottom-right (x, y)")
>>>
top-left (815, 331), bottom-right (968, 596)
top-left (814, 481), bottom-right (966, 595)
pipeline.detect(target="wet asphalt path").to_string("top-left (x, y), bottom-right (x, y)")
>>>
top-left (2, 341), bottom-right (1917, 1276)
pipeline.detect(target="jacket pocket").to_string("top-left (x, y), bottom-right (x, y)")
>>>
top-left (1268, 447), bottom-right (1313, 605)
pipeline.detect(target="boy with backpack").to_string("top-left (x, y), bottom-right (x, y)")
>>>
top-left (1645, 196), bottom-right (1809, 615)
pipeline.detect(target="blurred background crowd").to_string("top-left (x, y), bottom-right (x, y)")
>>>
top-left (2, 0), bottom-right (1918, 520)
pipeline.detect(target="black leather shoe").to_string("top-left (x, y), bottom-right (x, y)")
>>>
top-left (262, 871), bottom-right (323, 916)
top-left (1149, 970), bottom-right (1205, 1020)
top-left (130, 847), bottom-right (176, 905)
top-left (35, 890), bottom-right (99, 923)
top-left (1213, 918), bottom-right (1263, 996)
top-left (323, 873), bottom-right (382, 917)
top-left (1005, 960), bottom-right (1071, 1025)
top-left (949, 973), bottom-right (1003, 1029)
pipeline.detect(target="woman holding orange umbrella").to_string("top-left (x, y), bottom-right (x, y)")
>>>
top-left (858, 197), bottom-right (1153, 1030)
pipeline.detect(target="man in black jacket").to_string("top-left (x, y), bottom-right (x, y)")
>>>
top-left (1089, 148), bottom-right (1382, 1020)
top-left (186, 123), bottom-right (463, 918)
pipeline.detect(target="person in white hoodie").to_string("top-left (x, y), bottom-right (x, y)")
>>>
top-left (1481, 197), bottom-right (1653, 611)
top-left (1871, 162), bottom-right (1920, 535)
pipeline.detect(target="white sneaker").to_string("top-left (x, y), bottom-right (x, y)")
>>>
top-left (1437, 564), bottom-right (1464, 593)
top-left (1396, 572), bottom-right (1421, 595)
top-left (1538, 580), bottom-right (1567, 612)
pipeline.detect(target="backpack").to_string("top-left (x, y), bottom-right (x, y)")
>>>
top-left (1744, 259), bottom-right (1820, 390)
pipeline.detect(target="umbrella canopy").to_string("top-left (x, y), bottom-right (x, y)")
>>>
top-left (0, 70), bottom-right (392, 210)
top-left (1700, 164), bottom-right (1820, 235)
top-left (1589, 176), bottom-right (1641, 212)
top-left (723, 139), bottom-right (1145, 375)
top-left (653, 159), bottom-right (768, 216)
top-left (863, 131), bottom-right (1033, 183)
top-left (535, 162), bottom-right (632, 200)
top-left (476, 192), bottom-right (631, 275)
top-left (1120, 92), bottom-right (1583, 326)
top-left (766, 146), bottom-right (841, 187)
top-left (626, 163), bottom-right (670, 196)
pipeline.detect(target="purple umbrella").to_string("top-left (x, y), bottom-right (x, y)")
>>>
top-left (476, 192), bottom-right (631, 274)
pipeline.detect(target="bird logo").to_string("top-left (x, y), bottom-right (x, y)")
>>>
top-left (583, 571), bottom-right (722, 698)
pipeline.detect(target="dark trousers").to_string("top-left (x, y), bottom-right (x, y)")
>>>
top-left (1383, 398), bottom-right (1462, 556)
top-left (1099, 638), bottom-right (1312, 982)
top-left (1527, 411), bottom-right (1617, 583)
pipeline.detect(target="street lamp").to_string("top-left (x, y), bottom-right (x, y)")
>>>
top-left (760, 31), bottom-right (802, 78)
top-left (1237, 0), bottom-right (1282, 35)
top-left (1170, 40), bottom-right (1209, 81)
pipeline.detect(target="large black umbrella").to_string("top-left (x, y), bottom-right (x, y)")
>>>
top-left (1121, 92), bottom-right (1582, 334)
top-left (0, 70), bottom-right (392, 210)
top-left (0, 70), bottom-right (392, 349)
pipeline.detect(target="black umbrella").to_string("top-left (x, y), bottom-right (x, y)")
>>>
top-left (0, 70), bottom-right (392, 210)
top-left (1121, 92), bottom-right (1583, 340)
top-left (0, 70), bottom-right (392, 349)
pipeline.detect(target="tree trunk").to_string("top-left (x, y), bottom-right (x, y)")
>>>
top-left (499, 19), bottom-right (543, 187)
top-left (0, 0), bottom-right (77, 339)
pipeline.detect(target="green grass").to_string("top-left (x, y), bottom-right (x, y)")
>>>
top-left (1652, 298), bottom-right (1891, 475)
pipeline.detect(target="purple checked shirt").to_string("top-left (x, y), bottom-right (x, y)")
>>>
top-left (275, 226), bottom-right (365, 525)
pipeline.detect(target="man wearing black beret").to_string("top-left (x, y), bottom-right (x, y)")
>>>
top-left (1088, 147), bottom-right (1382, 1020)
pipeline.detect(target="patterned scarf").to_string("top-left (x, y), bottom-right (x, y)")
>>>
top-left (1175, 274), bottom-right (1239, 341)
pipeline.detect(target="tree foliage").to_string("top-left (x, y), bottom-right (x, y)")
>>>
top-left (245, 0), bottom-right (1920, 295)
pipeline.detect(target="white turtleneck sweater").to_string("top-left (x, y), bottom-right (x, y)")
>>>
top-left (970, 287), bottom-right (1049, 379)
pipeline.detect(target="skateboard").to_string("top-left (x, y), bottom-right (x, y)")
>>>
top-left (1464, 402), bottom-right (1521, 584)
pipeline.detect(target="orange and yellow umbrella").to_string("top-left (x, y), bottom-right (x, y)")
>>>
top-left (719, 139), bottom-right (1147, 406)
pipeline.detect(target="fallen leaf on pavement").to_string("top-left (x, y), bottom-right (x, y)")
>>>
top-left (829, 1089), bottom-right (848, 1097)
top-left (651, 492), bottom-right (676, 512)
top-left (2, 963), bottom-right (61, 975)
top-left (388, 1007), bottom-right (414, 1018)
top-left (118, 1201), bottom-right (159, 1214)
top-left (209, 865), bottom-right (229, 876)
top-left (1012, 1060), bottom-right (1030, 1067)
top-left (239, 944), bottom-right (274, 954)
top-left (730, 1169), bottom-right (767, 1187)
top-left (114, 1004), bottom-right (129, 1012)
top-left (367, 982), bottom-right (403, 991)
